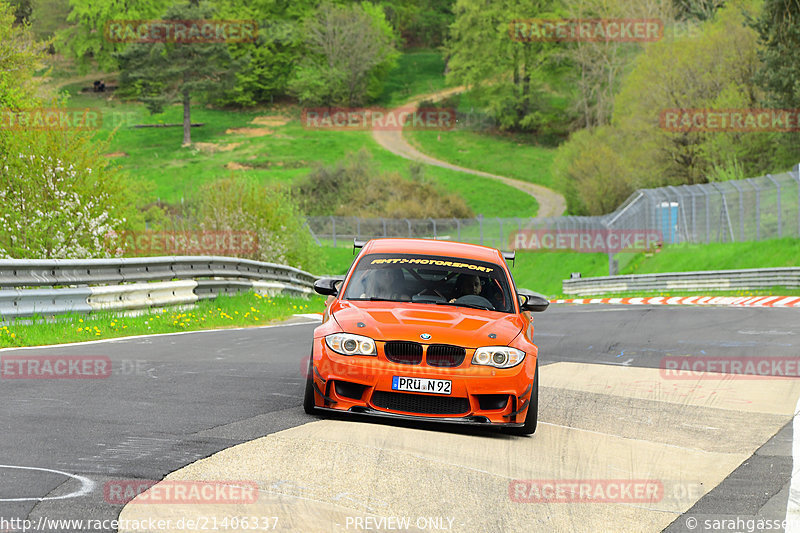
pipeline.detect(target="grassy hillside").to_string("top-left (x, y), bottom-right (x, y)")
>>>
top-left (60, 50), bottom-right (538, 217)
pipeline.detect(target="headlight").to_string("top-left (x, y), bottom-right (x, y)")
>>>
top-left (325, 333), bottom-right (377, 356)
top-left (472, 347), bottom-right (525, 369)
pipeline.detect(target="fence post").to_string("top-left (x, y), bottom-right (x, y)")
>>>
top-left (704, 186), bottom-right (710, 244)
top-left (356, 218), bottom-right (361, 240)
top-left (429, 218), bottom-right (437, 239)
top-left (453, 218), bottom-right (461, 241)
top-left (728, 180), bottom-right (745, 241)
top-left (331, 216), bottom-right (336, 247)
top-left (382, 218), bottom-right (387, 238)
top-left (497, 218), bottom-right (504, 248)
top-left (766, 174), bottom-right (782, 238)
top-left (478, 214), bottom-right (484, 245)
top-left (747, 178), bottom-right (761, 241)
top-left (796, 163), bottom-right (800, 238)
top-left (406, 219), bottom-right (412, 238)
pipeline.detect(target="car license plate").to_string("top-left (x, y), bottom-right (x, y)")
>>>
top-left (392, 376), bottom-right (451, 395)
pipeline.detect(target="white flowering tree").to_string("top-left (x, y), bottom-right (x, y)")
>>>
top-left (0, 129), bottom-right (135, 259)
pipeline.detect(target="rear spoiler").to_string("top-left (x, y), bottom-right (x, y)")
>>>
top-left (353, 238), bottom-right (368, 255)
top-left (503, 251), bottom-right (515, 267)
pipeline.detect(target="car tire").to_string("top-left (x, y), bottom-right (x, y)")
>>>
top-left (303, 356), bottom-right (317, 415)
top-left (506, 361), bottom-right (538, 436)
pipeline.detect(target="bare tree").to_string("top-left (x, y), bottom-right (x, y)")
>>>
top-left (296, 2), bottom-right (398, 107)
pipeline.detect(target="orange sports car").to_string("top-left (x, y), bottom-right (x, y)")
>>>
top-left (304, 238), bottom-right (548, 435)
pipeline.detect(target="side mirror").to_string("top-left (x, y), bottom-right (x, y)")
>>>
top-left (517, 289), bottom-right (549, 312)
top-left (314, 277), bottom-right (343, 297)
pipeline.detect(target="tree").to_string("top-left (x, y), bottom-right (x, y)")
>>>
top-left (445, 0), bottom-right (562, 132)
top-left (57, 0), bottom-right (173, 72)
top-left (0, 128), bottom-right (138, 259)
top-left (753, 0), bottom-right (800, 109)
top-left (553, 0), bottom-right (774, 214)
top-left (212, 0), bottom-right (316, 106)
top-left (673, 0), bottom-right (726, 20)
top-left (289, 1), bottom-right (399, 107)
top-left (8, 0), bottom-right (31, 24)
top-left (0, 0), bottom-right (46, 111)
top-left (192, 178), bottom-right (321, 272)
top-left (558, 0), bottom-right (675, 129)
top-left (116, 1), bottom-right (241, 146)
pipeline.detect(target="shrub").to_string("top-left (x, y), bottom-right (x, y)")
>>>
top-left (0, 128), bottom-right (137, 258)
top-left (293, 149), bottom-right (473, 219)
top-left (192, 177), bottom-right (321, 272)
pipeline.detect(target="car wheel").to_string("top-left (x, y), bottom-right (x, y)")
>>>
top-left (506, 361), bottom-right (538, 436)
top-left (303, 356), bottom-right (317, 415)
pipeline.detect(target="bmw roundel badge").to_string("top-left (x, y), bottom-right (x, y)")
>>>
top-left (420, 333), bottom-right (432, 340)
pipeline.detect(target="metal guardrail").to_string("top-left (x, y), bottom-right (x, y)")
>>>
top-left (0, 256), bottom-right (317, 319)
top-left (562, 267), bottom-right (800, 296)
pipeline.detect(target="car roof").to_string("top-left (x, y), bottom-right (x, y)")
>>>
top-left (361, 238), bottom-right (506, 264)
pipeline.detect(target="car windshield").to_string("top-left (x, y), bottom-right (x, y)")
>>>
top-left (343, 253), bottom-right (515, 313)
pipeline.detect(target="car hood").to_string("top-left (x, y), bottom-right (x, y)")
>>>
top-left (331, 301), bottom-right (524, 348)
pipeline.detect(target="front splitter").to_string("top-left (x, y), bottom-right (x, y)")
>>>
top-left (314, 405), bottom-right (525, 428)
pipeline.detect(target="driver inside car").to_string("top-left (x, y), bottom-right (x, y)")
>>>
top-left (449, 274), bottom-right (482, 303)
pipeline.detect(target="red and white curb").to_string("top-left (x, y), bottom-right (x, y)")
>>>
top-left (550, 296), bottom-right (800, 308)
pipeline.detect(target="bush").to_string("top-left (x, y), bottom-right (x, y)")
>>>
top-left (0, 128), bottom-right (137, 258)
top-left (292, 149), bottom-right (473, 218)
top-left (192, 177), bottom-right (321, 272)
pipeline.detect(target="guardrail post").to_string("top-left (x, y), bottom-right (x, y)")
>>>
top-left (330, 216), bottom-right (337, 247)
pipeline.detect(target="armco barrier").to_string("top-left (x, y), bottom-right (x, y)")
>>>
top-left (562, 267), bottom-right (800, 296)
top-left (0, 256), bottom-right (317, 319)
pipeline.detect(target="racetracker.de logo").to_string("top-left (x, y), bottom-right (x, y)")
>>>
top-left (1, 356), bottom-right (112, 379)
top-left (104, 480), bottom-right (259, 505)
top-left (510, 229), bottom-right (662, 253)
top-left (509, 18), bottom-right (663, 42)
top-left (104, 19), bottom-right (258, 43)
top-left (660, 109), bottom-right (800, 132)
top-left (0, 108), bottom-right (101, 130)
top-left (509, 479), bottom-right (663, 503)
top-left (113, 230), bottom-right (258, 257)
top-left (301, 107), bottom-right (457, 131)
top-left (660, 356), bottom-right (800, 379)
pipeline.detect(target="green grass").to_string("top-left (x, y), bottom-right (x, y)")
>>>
top-left (318, 246), bottom-right (358, 275)
top-left (406, 129), bottom-right (558, 190)
top-left (376, 49), bottom-right (448, 106)
top-left (65, 89), bottom-right (538, 216)
top-left (554, 288), bottom-right (800, 299)
top-left (619, 238), bottom-right (800, 275)
top-left (0, 292), bottom-right (325, 348)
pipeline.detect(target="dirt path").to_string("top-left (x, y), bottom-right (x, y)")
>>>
top-left (372, 87), bottom-right (567, 217)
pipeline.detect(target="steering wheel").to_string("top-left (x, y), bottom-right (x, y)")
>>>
top-left (453, 294), bottom-right (494, 309)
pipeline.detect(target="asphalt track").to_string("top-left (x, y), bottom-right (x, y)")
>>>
top-left (1, 305), bottom-right (799, 532)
